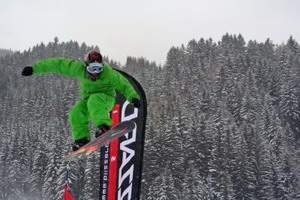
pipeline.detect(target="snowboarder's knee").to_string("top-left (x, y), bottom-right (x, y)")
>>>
top-left (68, 104), bottom-right (88, 124)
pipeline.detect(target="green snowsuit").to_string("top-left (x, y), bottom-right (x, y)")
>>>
top-left (32, 58), bottom-right (140, 141)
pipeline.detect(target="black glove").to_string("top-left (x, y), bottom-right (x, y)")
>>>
top-left (132, 98), bottom-right (141, 108)
top-left (22, 66), bottom-right (33, 76)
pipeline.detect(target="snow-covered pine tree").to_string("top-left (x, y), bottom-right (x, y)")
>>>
top-left (82, 152), bottom-right (100, 200)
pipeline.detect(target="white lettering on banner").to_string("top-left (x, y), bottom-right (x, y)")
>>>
top-left (118, 182), bottom-right (133, 200)
top-left (119, 125), bottom-right (136, 169)
top-left (119, 138), bottom-right (135, 183)
top-left (118, 100), bottom-right (138, 200)
top-left (121, 101), bottom-right (138, 123)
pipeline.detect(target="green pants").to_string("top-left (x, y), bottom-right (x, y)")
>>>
top-left (68, 93), bottom-right (115, 141)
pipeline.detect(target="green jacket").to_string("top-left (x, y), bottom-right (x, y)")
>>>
top-left (33, 58), bottom-right (140, 101)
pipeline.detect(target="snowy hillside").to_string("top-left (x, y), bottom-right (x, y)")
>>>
top-left (0, 35), bottom-right (300, 199)
top-left (0, 48), bottom-right (13, 57)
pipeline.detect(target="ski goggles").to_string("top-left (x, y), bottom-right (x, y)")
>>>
top-left (86, 62), bottom-right (103, 74)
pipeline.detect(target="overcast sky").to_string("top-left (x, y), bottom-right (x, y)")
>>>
top-left (1, 0), bottom-right (299, 65)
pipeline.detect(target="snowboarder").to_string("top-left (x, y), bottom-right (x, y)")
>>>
top-left (21, 50), bottom-right (141, 151)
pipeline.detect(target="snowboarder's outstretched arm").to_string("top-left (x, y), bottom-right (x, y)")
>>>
top-left (30, 58), bottom-right (85, 77)
top-left (111, 69), bottom-right (140, 104)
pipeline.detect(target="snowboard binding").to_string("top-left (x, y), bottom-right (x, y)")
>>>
top-left (95, 124), bottom-right (110, 138)
top-left (72, 138), bottom-right (90, 151)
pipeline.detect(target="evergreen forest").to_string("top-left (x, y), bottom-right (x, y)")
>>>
top-left (0, 34), bottom-right (300, 199)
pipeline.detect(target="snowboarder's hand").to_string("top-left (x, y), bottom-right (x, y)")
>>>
top-left (22, 66), bottom-right (33, 76)
top-left (132, 98), bottom-right (141, 108)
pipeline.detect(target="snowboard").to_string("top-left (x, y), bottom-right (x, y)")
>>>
top-left (65, 120), bottom-right (135, 159)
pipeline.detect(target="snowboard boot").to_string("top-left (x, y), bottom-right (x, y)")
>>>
top-left (72, 138), bottom-right (90, 151)
top-left (95, 124), bottom-right (110, 138)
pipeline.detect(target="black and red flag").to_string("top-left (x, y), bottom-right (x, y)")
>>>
top-left (64, 166), bottom-right (74, 200)
top-left (99, 69), bottom-right (147, 200)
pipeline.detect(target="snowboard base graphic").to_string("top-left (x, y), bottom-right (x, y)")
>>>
top-left (65, 121), bottom-right (135, 159)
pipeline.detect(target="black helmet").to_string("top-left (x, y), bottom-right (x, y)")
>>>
top-left (84, 50), bottom-right (102, 64)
